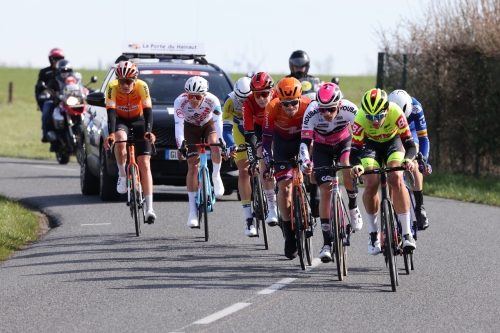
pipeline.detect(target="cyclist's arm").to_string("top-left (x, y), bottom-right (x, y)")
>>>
top-left (411, 98), bottom-right (430, 160)
top-left (105, 83), bottom-right (118, 133)
top-left (173, 96), bottom-right (185, 149)
top-left (349, 119), bottom-right (365, 166)
top-left (106, 108), bottom-right (117, 134)
top-left (138, 81), bottom-right (153, 133)
top-left (143, 107), bottom-right (153, 133)
top-left (222, 97), bottom-right (236, 147)
top-left (242, 98), bottom-right (255, 134)
top-left (299, 104), bottom-right (317, 163)
top-left (396, 113), bottom-right (417, 161)
top-left (213, 108), bottom-right (223, 139)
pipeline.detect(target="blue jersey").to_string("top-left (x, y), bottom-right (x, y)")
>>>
top-left (407, 97), bottom-right (429, 160)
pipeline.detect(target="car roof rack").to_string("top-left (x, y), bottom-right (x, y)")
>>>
top-left (116, 41), bottom-right (208, 63)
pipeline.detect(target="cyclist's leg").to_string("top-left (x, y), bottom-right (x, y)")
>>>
top-left (255, 124), bottom-right (278, 224)
top-left (185, 122), bottom-right (202, 227)
top-left (205, 119), bottom-right (224, 196)
top-left (114, 120), bottom-right (129, 194)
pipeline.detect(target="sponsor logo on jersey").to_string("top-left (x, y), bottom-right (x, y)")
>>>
top-left (321, 175), bottom-right (332, 182)
top-left (107, 86), bottom-right (112, 99)
top-left (302, 109), bottom-right (317, 126)
top-left (176, 109), bottom-right (184, 118)
top-left (341, 106), bottom-right (356, 114)
top-left (106, 101), bottom-right (116, 108)
top-left (352, 122), bottom-right (363, 136)
top-left (117, 105), bottom-right (139, 112)
top-left (303, 131), bottom-right (312, 137)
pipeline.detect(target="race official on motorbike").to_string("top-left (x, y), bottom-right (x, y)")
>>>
top-left (35, 48), bottom-right (65, 112)
top-left (40, 59), bottom-right (74, 146)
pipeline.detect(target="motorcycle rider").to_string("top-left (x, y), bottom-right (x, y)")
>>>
top-left (41, 59), bottom-right (75, 150)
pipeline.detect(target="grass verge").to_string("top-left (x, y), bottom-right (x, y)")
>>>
top-left (0, 195), bottom-right (41, 262)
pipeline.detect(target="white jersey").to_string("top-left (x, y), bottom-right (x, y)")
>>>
top-left (174, 92), bottom-right (222, 148)
top-left (301, 99), bottom-right (358, 146)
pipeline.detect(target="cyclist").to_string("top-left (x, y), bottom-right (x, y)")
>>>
top-left (223, 77), bottom-right (257, 237)
top-left (287, 50), bottom-right (321, 217)
top-left (388, 90), bottom-right (431, 230)
top-left (262, 77), bottom-right (313, 260)
top-left (242, 72), bottom-right (279, 226)
top-left (174, 76), bottom-right (225, 228)
top-left (299, 82), bottom-right (363, 263)
top-left (103, 61), bottom-right (157, 223)
top-left (350, 88), bottom-right (417, 255)
top-left (36, 48), bottom-right (65, 115)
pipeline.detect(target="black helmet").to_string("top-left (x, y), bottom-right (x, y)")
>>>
top-left (56, 59), bottom-right (73, 75)
top-left (289, 50), bottom-right (310, 79)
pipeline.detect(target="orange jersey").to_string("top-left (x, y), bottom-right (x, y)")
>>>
top-left (242, 90), bottom-right (278, 133)
top-left (105, 79), bottom-right (152, 120)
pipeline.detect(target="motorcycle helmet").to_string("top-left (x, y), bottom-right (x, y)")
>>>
top-left (185, 76), bottom-right (209, 94)
top-left (316, 83), bottom-right (342, 107)
top-left (388, 89), bottom-right (413, 118)
top-left (56, 59), bottom-right (73, 75)
top-left (250, 72), bottom-right (274, 91)
top-left (234, 77), bottom-right (252, 99)
top-left (115, 61), bottom-right (138, 79)
top-left (289, 50), bottom-right (310, 79)
top-left (361, 88), bottom-right (389, 116)
top-left (276, 77), bottom-right (302, 100)
top-left (48, 48), bottom-right (65, 63)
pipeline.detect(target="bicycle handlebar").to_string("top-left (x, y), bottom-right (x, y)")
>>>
top-left (352, 166), bottom-right (415, 193)
top-left (113, 138), bottom-right (157, 156)
top-left (180, 138), bottom-right (226, 158)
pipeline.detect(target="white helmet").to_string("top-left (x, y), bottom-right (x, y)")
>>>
top-left (185, 76), bottom-right (209, 94)
top-left (388, 89), bottom-right (413, 118)
top-left (234, 77), bottom-right (251, 99)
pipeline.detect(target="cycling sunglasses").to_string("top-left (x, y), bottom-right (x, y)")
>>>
top-left (187, 94), bottom-right (204, 101)
top-left (281, 99), bottom-right (300, 107)
top-left (253, 91), bottom-right (270, 99)
top-left (118, 78), bottom-right (135, 86)
top-left (319, 106), bottom-right (339, 114)
top-left (365, 112), bottom-right (387, 121)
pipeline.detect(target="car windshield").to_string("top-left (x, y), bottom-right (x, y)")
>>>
top-left (140, 71), bottom-right (232, 105)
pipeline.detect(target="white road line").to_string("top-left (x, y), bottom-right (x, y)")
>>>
top-left (193, 303), bottom-right (252, 324)
top-left (257, 278), bottom-right (297, 295)
top-left (33, 165), bottom-right (76, 172)
top-left (81, 223), bottom-right (112, 226)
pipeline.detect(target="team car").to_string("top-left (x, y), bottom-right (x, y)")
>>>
top-left (80, 42), bottom-right (237, 201)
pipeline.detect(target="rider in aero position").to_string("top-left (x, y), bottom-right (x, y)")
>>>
top-left (223, 77), bottom-right (257, 237)
top-left (242, 72), bottom-right (279, 226)
top-left (262, 77), bottom-right (312, 259)
top-left (104, 61), bottom-right (157, 222)
top-left (350, 88), bottom-right (417, 254)
top-left (299, 83), bottom-right (364, 263)
top-left (388, 90), bottom-right (431, 230)
top-left (174, 76), bottom-right (225, 228)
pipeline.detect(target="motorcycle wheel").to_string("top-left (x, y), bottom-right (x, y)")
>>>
top-left (56, 151), bottom-right (70, 165)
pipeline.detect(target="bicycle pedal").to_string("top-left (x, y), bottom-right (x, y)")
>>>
top-left (267, 221), bottom-right (278, 227)
top-left (146, 218), bottom-right (155, 224)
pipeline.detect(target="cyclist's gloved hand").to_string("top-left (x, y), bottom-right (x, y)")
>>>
top-left (104, 133), bottom-right (115, 150)
top-left (226, 144), bottom-right (237, 158)
top-left (301, 159), bottom-right (314, 175)
top-left (419, 162), bottom-right (432, 175)
top-left (144, 132), bottom-right (156, 144)
top-left (401, 158), bottom-right (414, 172)
top-left (263, 164), bottom-right (274, 181)
top-left (178, 141), bottom-right (187, 160)
top-left (350, 164), bottom-right (364, 178)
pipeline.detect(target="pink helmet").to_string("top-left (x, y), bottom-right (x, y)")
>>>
top-left (316, 83), bottom-right (341, 107)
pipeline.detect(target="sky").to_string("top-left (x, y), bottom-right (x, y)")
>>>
top-left (0, 0), bottom-right (433, 76)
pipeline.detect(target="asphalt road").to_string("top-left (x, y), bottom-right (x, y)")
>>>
top-left (1, 157), bottom-right (499, 333)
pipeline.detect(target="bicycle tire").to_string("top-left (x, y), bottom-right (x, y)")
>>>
top-left (382, 199), bottom-right (397, 291)
top-left (302, 184), bottom-right (313, 266)
top-left (130, 165), bottom-right (141, 237)
top-left (340, 198), bottom-right (350, 276)
top-left (202, 168), bottom-right (209, 242)
top-left (404, 253), bottom-right (410, 275)
top-left (293, 186), bottom-right (306, 270)
top-left (253, 176), bottom-right (269, 250)
top-left (331, 192), bottom-right (343, 281)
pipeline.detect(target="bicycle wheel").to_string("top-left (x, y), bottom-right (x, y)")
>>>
top-left (404, 253), bottom-right (410, 275)
top-left (293, 186), bottom-right (306, 270)
top-left (201, 168), bottom-right (209, 242)
top-left (331, 193), bottom-right (343, 281)
top-left (302, 184), bottom-right (313, 266)
top-left (253, 176), bottom-right (269, 250)
top-left (340, 198), bottom-right (350, 276)
top-left (382, 199), bottom-right (397, 291)
top-left (130, 165), bottom-right (141, 237)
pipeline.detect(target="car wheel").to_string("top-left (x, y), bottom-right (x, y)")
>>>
top-left (80, 142), bottom-right (99, 195)
top-left (99, 145), bottom-right (120, 201)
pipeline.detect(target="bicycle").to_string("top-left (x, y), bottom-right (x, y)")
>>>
top-left (230, 146), bottom-right (269, 249)
top-left (353, 165), bottom-right (415, 292)
top-left (269, 157), bottom-right (315, 270)
top-left (180, 138), bottom-right (225, 242)
top-left (109, 129), bottom-right (157, 237)
top-left (313, 162), bottom-right (353, 281)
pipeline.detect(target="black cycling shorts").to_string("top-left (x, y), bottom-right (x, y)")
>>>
top-left (360, 136), bottom-right (404, 168)
top-left (116, 116), bottom-right (152, 157)
top-left (312, 138), bottom-right (351, 186)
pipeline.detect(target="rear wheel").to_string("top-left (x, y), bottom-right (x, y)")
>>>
top-left (130, 165), bottom-right (141, 237)
top-left (253, 176), bottom-right (269, 250)
top-left (331, 193), bottom-right (343, 281)
top-left (382, 199), bottom-right (397, 291)
top-left (293, 187), bottom-right (306, 270)
top-left (202, 168), bottom-right (209, 242)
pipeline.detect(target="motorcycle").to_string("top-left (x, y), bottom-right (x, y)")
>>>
top-left (39, 74), bottom-right (98, 164)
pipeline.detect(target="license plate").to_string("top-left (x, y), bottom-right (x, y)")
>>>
top-left (165, 149), bottom-right (211, 160)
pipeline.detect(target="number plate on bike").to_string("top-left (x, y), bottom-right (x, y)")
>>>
top-left (165, 150), bottom-right (211, 160)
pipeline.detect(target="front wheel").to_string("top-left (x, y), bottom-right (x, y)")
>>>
top-left (253, 176), bottom-right (269, 250)
top-left (382, 199), bottom-right (397, 292)
top-left (201, 168), bottom-right (209, 242)
top-left (130, 165), bottom-right (141, 237)
top-left (331, 193), bottom-right (343, 281)
top-left (293, 186), bottom-right (306, 270)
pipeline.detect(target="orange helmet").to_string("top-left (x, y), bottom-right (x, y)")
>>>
top-left (115, 61), bottom-right (138, 79)
top-left (276, 77), bottom-right (302, 100)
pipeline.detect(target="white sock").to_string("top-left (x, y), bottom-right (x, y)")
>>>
top-left (188, 192), bottom-right (197, 213)
top-left (118, 163), bottom-right (126, 177)
top-left (242, 200), bottom-right (253, 219)
top-left (398, 211), bottom-right (412, 236)
top-left (367, 212), bottom-right (378, 233)
top-left (212, 161), bottom-right (221, 179)
top-left (264, 189), bottom-right (276, 210)
top-left (145, 195), bottom-right (153, 212)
